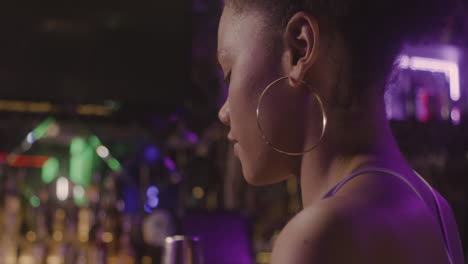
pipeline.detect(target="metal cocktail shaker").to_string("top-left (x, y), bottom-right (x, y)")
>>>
top-left (162, 236), bottom-right (203, 264)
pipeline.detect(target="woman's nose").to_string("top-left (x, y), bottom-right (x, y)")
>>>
top-left (218, 101), bottom-right (230, 126)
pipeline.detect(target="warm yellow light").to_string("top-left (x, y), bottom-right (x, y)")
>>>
top-left (288, 198), bottom-right (300, 214)
top-left (0, 100), bottom-right (55, 113)
top-left (256, 252), bottom-right (271, 264)
top-left (56, 208), bottom-right (65, 219)
top-left (102, 232), bottom-right (114, 243)
top-left (142, 256), bottom-right (152, 264)
top-left (122, 255), bottom-right (135, 264)
top-left (53, 231), bottom-right (63, 241)
top-left (78, 231), bottom-right (89, 242)
top-left (107, 256), bottom-right (118, 264)
top-left (46, 255), bottom-right (62, 264)
top-left (206, 191), bottom-right (218, 210)
top-left (18, 255), bottom-right (34, 264)
top-left (2, 101), bottom-right (27, 112)
top-left (286, 176), bottom-right (298, 194)
top-left (5, 254), bottom-right (16, 264)
top-left (28, 102), bottom-right (52, 113)
top-left (26, 231), bottom-right (37, 242)
top-left (192, 186), bottom-right (204, 199)
top-left (77, 105), bottom-right (112, 116)
top-left (78, 208), bottom-right (90, 219)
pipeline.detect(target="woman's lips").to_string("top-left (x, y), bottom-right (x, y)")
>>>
top-left (227, 133), bottom-right (237, 143)
top-left (227, 133), bottom-right (239, 157)
top-left (233, 142), bottom-right (239, 157)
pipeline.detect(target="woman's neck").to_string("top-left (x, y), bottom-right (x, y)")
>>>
top-left (298, 102), bottom-right (407, 208)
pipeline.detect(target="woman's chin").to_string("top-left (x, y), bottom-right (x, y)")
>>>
top-left (238, 146), bottom-right (296, 186)
top-left (242, 168), bottom-right (287, 186)
top-left (243, 176), bottom-right (269, 186)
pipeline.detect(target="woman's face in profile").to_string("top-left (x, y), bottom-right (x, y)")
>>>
top-left (217, 6), bottom-right (306, 185)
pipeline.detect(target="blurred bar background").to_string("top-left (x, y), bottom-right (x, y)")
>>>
top-left (0, 0), bottom-right (466, 264)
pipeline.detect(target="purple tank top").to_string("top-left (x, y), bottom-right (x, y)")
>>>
top-left (321, 167), bottom-right (454, 264)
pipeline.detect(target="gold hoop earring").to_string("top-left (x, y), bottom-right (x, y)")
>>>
top-left (256, 76), bottom-right (327, 156)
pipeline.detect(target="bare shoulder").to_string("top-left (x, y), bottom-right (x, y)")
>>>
top-left (270, 195), bottom-right (451, 264)
top-left (270, 200), bottom-right (365, 264)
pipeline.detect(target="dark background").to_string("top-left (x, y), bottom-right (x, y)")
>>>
top-left (0, 0), bottom-right (190, 112)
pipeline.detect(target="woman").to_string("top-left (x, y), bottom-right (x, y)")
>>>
top-left (217, 0), bottom-right (465, 263)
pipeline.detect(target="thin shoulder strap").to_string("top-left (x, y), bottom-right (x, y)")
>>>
top-left (322, 167), bottom-right (454, 264)
top-left (413, 171), bottom-right (453, 261)
top-left (322, 167), bottom-right (422, 200)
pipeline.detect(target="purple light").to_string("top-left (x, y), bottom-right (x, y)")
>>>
top-left (181, 214), bottom-right (255, 264)
top-left (146, 185), bottom-right (159, 208)
top-left (146, 185), bottom-right (159, 198)
top-left (169, 114), bottom-right (179, 122)
top-left (147, 197), bottom-right (159, 208)
top-left (144, 146), bottom-right (160, 162)
top-left (144, 204), bottom-right (153, 214)
top-left (123, 187), bottom-right (138, 213)
top-left (399, 56), bottom-right (460, 101)
top-left (451, 107), bottom-right (461, 125)
top-left (164, 157), bottom-right (177, 171)
top-left (185, 131), bottom-right (199, 144)
top-left (399, 55), bottom-right (410, 68)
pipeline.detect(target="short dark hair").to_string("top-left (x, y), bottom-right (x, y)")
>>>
top-left (226, 0), bottom-right (461, 93)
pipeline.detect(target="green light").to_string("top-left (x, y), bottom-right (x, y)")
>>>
top-left (70, 137), bottom-right (94, 187)
top-left (73, 185), bottom-right (88, 207)
top-left (30, 196), bottom-right (40, 208)
top-left (70, 137), bottom-right (87, 155)
top-left (42, 157), bottom-right (59, 183)
top-left (22, 186), bottom-right (33, 197)
top-left (107, 158), bottom-right (121, 171)
top-left (89, 135), bottom-right (101, 148)
top-left (74, 196), bottom-right (87, 207)
top-left (32, 117), bottom-right (55, 140)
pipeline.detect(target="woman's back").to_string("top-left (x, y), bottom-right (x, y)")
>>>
top-left (271, 169), bottom-right (465, 264)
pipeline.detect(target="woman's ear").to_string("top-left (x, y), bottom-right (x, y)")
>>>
top-left (283, 12), bottom-right (320, 87)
